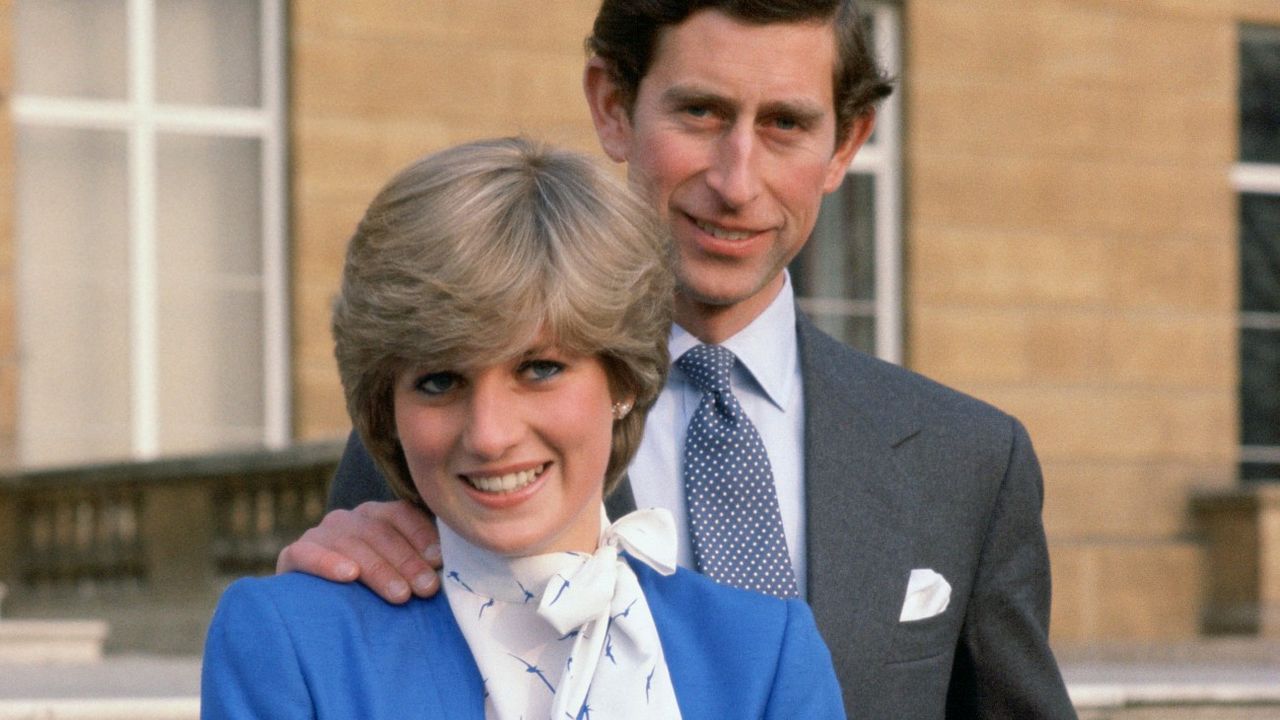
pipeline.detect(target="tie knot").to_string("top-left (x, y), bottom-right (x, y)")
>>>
top-left (676, 344), bottom-right (736, 395)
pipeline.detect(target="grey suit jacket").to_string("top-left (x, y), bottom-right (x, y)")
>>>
top-left (327, 316), bottom-right (1075, 718)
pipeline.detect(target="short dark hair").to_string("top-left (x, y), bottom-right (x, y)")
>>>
top-left (586, 0), bottom-right (893, 144)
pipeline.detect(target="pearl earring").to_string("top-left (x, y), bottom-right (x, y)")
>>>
top-left (611, 401), bottom-right (633, 420)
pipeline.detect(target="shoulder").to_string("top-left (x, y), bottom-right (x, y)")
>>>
top-left (631, 563), bottom-right (840, 717)
top-left (211, 573), bottom-right (451, 645)
top-left (796, 316), bottom-right (1023, 443)
top-left (633, 562), bottom-right (797, 643)
top-left (216, 572), bottom-right (385, 616)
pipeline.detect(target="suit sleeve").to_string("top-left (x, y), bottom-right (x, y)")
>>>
top-left (327, 430), bottom-right (396, 511)
top-left (765, 599), bottom-right (847, 720)
top-left (946, 418), bottom-right (1075, 718)
top-left (201, 579), bottom-right (314, 719)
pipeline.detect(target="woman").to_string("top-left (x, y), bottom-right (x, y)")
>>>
top-left (201, 137), bottom-right (845, 719)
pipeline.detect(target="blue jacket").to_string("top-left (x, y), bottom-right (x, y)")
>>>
top-left (201, 560), bottom-right (845, 719)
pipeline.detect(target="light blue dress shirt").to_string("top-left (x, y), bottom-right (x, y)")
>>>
top-left (629, 272), bottom-right (808, 595)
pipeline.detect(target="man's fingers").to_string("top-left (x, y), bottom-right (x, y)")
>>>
top-left (274, 502), bottom-right (442, 603)
top-left (350, 501), bottom-right (441, 598)
top-left (275, 538), bottom-right (358, 581)
top-left (355, 501), bottom-right (441, 553)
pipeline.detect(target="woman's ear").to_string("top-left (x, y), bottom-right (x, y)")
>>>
top-left (611, 394), bottom-right (636, 421)
top-left (583, 57), bottom-right (634, 164)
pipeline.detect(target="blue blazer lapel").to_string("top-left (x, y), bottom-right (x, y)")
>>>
top-left (797, 316), bottom-right (918, 679)
top-left (406, 593), bottom-right (488, 718)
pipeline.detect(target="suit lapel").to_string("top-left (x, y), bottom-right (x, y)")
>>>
top-left (797, 317), bottom-right (919, 676)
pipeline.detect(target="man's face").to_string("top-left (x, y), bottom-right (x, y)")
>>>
top-left (587, 9), bottom-right (874, 339)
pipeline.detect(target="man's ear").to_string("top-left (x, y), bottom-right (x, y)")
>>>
top-left (822, 108), bottom-right (877, 193)
top-left (583, 56), bottom-right (633, 163)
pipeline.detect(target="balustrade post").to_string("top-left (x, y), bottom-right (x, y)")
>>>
top-left (142, 481), bottom-right (215, 596)
top-left (0, 486), bottom-right (16, 586)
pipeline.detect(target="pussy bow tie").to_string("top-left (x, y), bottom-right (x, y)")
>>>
top-left (537, 507), bottom-right (677, 634)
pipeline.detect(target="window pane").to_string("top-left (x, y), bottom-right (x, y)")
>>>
top-left (1241, 327), bottom-right (1280, 481)
top-left (16, 127), bottom-right (132, 466)
top-left (790, 173), bottom-right (876, 353)
top-left (810, 314), bottom-right (876, 354)
top-left (1242, 193), bottom-right (1280, 313)
top-left (1240, 194), bottom-right (1280, 481)
top-left (1241, 328), bottom-right (1280, 446)
top-left (156, 0), bottom-right (262, 107)
top-left (156, 134), bottom-right (265, 454)
top-left (1241, 25), bottom-right (1280, 164)
top-left (15, 0), bottom-right (128, 99)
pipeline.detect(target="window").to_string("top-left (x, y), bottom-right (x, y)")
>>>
top-left (1235, 24), bottom-right (1280, 480)
top-left (790, 2), bottom-right (903, 363)
top-left (13, 0), bottom-right (288, 466)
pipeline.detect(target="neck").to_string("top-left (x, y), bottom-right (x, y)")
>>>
top-left (673, 275), bottom-right (783, 344)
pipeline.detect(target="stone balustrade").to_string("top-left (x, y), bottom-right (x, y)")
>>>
top-left (1191, 484), bottom-right (1280, 638)
top-left (0, 442), bottom-right (342, 654)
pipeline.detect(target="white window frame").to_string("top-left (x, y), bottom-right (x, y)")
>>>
top-left (795, 2), bottom-right (903, 364)
top-left (12, 0), bottom-right (290, 459)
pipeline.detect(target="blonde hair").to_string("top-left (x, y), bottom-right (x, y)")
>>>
top-left (332, 137), bottom-right (673, 506)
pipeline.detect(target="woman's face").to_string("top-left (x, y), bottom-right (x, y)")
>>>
top-left (393, 336), bottom-right (622, 556)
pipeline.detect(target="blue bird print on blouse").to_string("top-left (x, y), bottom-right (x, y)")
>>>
top-left (478, 597), bottom-right (495, 620)
top-left (507, 653), bottom-right (556, 694)
top-left (516, 579), bottom-right (535, 604)
top-left (446, 570), bottom-right (474, 594)
top-left (604, 631), bottom-right (617, 665)
top-left (612, 599), bottom-right (637, 623)
top-left (548, 575), bottom-right (571, 606)
top-left (646, 666), bottom-right (655, 703)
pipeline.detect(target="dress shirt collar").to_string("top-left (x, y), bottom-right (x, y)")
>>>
top-left (670, 271), bottom-right (800, 412)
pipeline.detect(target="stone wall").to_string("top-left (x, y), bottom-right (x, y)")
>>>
top-left (289, 0), bottom-right (605, 440)
top-left (905, 0), bottom-right (1280, 641)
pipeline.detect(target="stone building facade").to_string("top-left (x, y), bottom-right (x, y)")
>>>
top-left (2, 0), bottom-right (1279, 645)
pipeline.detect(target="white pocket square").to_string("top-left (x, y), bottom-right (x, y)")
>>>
top-left (899, 568), bottom-right (951, 622)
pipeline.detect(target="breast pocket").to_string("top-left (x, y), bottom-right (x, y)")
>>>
top-left (886, 610), bottom-right (958, 665)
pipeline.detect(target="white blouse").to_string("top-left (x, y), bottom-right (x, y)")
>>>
top-left (440, 506), bottom-right (684, 720)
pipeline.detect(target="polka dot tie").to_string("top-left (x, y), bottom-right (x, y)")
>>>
top-left (677, 344), bottom-right (799, 599)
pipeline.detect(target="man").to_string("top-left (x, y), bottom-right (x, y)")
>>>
top-left (279, 1), bottom-right (1075, 716)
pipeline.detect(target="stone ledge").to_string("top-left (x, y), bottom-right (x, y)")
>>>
top-left (0, 621), bottom-right (109, 664)
top-left (0, 698), bottom-right (197, 720)
top-left (1071, 683), bottom-right (1280, 709)
top-left (1060, 640), bottom-right (1280, 710)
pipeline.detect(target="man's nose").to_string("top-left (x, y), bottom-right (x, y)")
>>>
top-left (461, 378), bottom-right (522, 459)
top-left (705, 124), bottom-right (762, 209)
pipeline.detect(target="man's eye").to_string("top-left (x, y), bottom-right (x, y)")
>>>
top-left (683, 105), bottom-right (711, 118)
top-left (522, 360), bottom-right (564, 381)
top-left (415, 372), bottom-right (458, 395)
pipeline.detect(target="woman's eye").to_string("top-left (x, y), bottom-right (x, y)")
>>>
top-left (415, 372), bottom-right (458, 395)
top-left (522, 360), bottom-right (564, 381)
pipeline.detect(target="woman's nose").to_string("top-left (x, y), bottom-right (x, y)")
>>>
top-left (460, 378), bottom-right (523, 459)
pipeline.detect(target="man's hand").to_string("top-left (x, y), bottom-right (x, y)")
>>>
top-left (276, 500), bottom-right (442, 604)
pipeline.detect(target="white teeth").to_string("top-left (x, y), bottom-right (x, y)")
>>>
top-left (466, 464), bottom-right (546, 494)
top-left (695, 220), bottom-right (752, 241)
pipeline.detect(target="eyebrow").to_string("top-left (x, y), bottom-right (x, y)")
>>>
top-left (660, 84), bottom-right (828, 125)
